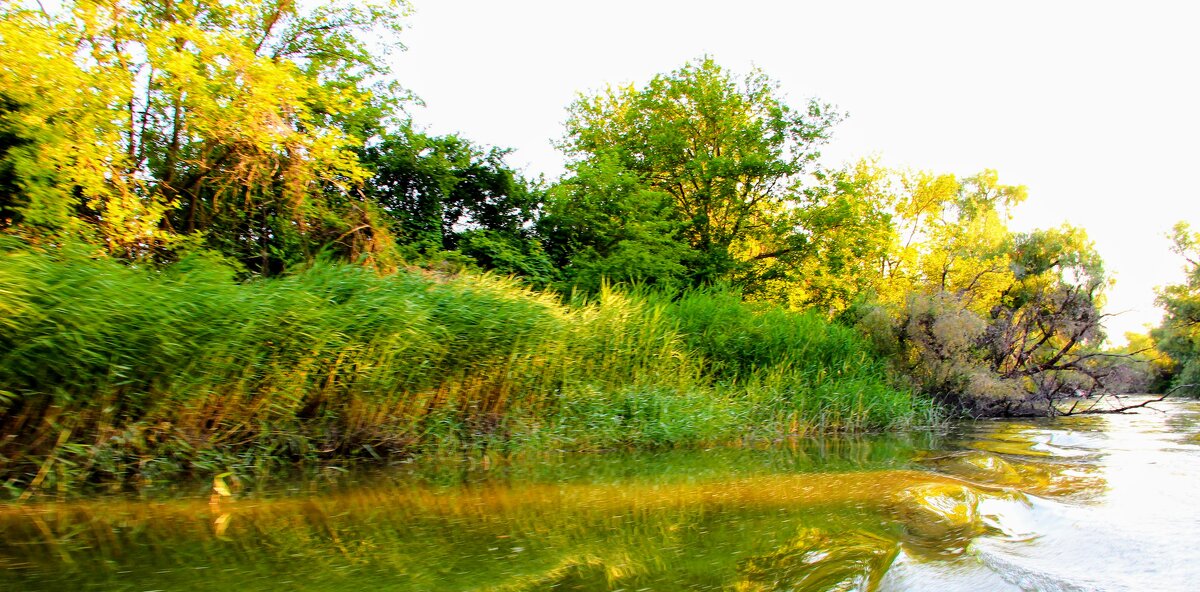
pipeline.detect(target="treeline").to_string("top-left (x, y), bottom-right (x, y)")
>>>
top-left (0, 1), bottom-right (1179, 486)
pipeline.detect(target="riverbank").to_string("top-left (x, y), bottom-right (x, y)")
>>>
top-left (0, 243), bottom-right (935, 493)
top-left (4, 398), bottom-right (1195, 591)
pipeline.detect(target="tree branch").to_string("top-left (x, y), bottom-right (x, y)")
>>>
top-left (1060, 383), bottom-right (1197, 416)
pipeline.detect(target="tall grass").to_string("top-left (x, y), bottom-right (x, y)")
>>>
top-left (0, 241), bottom-right (934, 490)
top-left (659, 288), bottom-right (932, 431)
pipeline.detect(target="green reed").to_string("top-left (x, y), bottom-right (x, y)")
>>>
top-left (0, 242), bottom-right (933, 491)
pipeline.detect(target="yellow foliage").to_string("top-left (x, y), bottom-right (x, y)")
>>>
top-left (0, 0), bottom-right (405, 255)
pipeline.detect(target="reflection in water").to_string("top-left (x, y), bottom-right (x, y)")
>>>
top-left (734, 529), bottom-right (899, 592)
top-left (2, 398), bottom-right (1198, 591)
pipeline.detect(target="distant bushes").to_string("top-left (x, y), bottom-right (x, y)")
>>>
top-left (0, 242), bottom-right (932, 489)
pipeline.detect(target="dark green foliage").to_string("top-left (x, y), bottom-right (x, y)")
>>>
top-left (363, 127), bottom-right (552, 280)
top-left (0, 93), bottom-right (29, 230)
top-left (455, 229), bottom-right (555, 287)
top-left (538, 157), bottom-right (692, 292)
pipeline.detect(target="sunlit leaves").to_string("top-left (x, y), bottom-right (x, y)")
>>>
top-left (557, 58), bottom-right (842, 285)
top-left (0, 5), bottom-right (154, 248)
top-left (0, 0), bottom-right (409, 264)
top-left (820, 163), bottom-right (1113, 413)
top-left (1154, 221), bottom-right (1200, 394)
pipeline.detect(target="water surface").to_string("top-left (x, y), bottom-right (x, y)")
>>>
top-left (3, 397), bottom-right (1198, 591)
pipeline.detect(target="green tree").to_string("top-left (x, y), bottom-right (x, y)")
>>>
top-left (1154, 221), bottom-right (1200, 395)
top-left (556, 58), bottom-right (842, 286)
top-left (364, 128), bottom-right (536, 247)
top-left (538, 156), bottom-right (692, 292)
top-left (746, 162), bottom-right (896, 313)
top-left (363, 127), bottom-right (553, 283)
top-left (982, 227), bottom-right (1108, 401)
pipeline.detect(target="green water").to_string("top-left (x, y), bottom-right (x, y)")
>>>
top-left (3, 397), bottom-right (1199, 591)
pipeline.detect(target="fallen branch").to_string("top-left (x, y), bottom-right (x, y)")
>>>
top-left (1059, 383), bottom-right (1197, 416)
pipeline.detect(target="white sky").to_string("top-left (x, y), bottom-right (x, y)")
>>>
top-left (390, 0), bottom-right (1200, 343)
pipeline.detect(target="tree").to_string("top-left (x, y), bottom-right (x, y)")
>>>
top-left (538, 155), bottom-right (692, 292)
top-left (745, 162), bottom-right (896, 313)
top-left (0, 93), bottom-right (32, 230)
top-left (842, 165), bottom-right (1114, 416)
top-left (978, 227), bottom-right (1109, 409)
top-left (362, 127), bottom-right (553, 283)
top-left (1089, 332), bottom-right (1173, 395)
top-left (733, 163), bottom-right (1024, 317)
top-left (364, 128), bottom-right (537, 248)
top-left (0, 0), bottom-right (409, 269)
top-left (0, 3), bottom-right (152, 248)
top-left (556, 58), bottom-right (842, 286)
top-left (1154, 221), bottom-right (1200, 395)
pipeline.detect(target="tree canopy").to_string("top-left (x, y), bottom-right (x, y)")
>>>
top-left (552, 58), bottom-right (842, 286)
top-left (797, 163), bottom-right (1115, 414)
top-left (1154, 222), bottom-right (1200, 395)
top-left (0, 0), bottom-right (408, 268)
top-left (363, 126), bottom-right (553, 283)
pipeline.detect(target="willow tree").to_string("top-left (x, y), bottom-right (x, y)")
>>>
top-left (833, 165), bottom-right (1114, 415)
top-left (554, 58), bottom-right (842, 286)
top-left (0, 0), bottom-right (407, 269)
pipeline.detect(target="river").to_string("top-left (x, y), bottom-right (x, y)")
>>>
top-left (2, 396), bottom-right (1198, 591)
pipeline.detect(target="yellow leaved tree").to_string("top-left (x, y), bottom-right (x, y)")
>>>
top-left (803, 162), bottom-right (1110, 415)
top-left (0, 0), bottom-right (407, 268)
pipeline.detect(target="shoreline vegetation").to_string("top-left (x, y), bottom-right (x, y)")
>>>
top-left (1, 1), bottom-right (1194, 496)
top-left (0, 243), bottom-right (933, 494)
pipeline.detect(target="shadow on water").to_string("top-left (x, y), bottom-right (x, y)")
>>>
top-left (2, 398), bottom-right (1199, 591)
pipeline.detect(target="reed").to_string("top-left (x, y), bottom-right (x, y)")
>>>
top-left (0, 242), bottom-right (933, 491)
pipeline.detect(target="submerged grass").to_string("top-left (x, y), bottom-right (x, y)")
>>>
top-left (0, 242), bottom-right (935, 492)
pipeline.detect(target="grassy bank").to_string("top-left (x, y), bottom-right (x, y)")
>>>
top-left (0, 242), bottom-right (935, 492)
